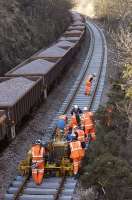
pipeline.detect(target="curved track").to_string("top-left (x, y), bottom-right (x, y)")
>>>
top-left (5, 19), bottom-right (107, 200)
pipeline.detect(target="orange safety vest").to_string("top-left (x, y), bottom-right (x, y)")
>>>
top-left (77, 129), bottom-right (85, 142)
top-left (81, 112), bottom-right (94, 130)
top-left (70, 141), bottom-right (85, 159)
top-left (86, 80), bottom-right (91, 88)
top-left (32, 145), bottom-right (45, 164)
top-left (31, 144), bottom-right (45, 185)
top-left (85, 80), bottom-right (91, 94)
top-left (69, 115), bottom-right (78, 128)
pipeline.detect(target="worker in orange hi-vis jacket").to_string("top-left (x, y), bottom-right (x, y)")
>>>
top-left (69, 114), bottom-right (78, 129)
top-left (71, 105), bottom-right (83, 126)
top-left (85, 74), bottom-right (95, 95)
top-left (69, 133), bottom-right (85, 179)
top-left (73, 126), bottom-right (86, 145)
top-left (81, 107), bottom-right (96, 142)
top-left (31, 140), bottom-right (47, 185)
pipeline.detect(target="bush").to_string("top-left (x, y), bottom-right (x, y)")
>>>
top-left (81, 153), bottom-right (132, 200)
top-left (0, 0), bottom-right (74, 74)
top-left (80, 79), bottom-right (131, 199)
top-left (95, 0), bottom-right (132, 23)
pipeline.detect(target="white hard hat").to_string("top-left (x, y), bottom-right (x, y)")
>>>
top-left (88, 74), bottom-right (93, 79)
top-left (74, 105), bottom-right (78, 109)
top-left (83, 107), bottom-right (88, 111)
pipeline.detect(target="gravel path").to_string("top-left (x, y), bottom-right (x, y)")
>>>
top-left (0, 29), bottom-right (89, 199)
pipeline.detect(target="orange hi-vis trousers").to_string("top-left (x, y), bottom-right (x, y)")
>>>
top-left (70, 141), bottom-right (85, 175)
top-left (69, 115), bottom-right (78, 128)
top-left (85, 80), bottom-right (91, 95)
top-left (32, 161), bottom-right (44, 185)
top-left (73, 159), bottom-right (81, 175)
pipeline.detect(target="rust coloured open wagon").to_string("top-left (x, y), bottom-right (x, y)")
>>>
top-left (0, 76), bottom-right (43, 140)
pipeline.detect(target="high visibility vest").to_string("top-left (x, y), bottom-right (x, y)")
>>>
top-left (81, 112), bottom-right (94, 129)
top-left (70, 141), bottom-right (84, 159)
top-left (77, 130), bottom-right (85, 142)
top-left (32, 145), bottom-right (45, 163)
top-left (70, 115), bottom-right (78, 128)
top-left (86, 80), bottom-right (91, 88)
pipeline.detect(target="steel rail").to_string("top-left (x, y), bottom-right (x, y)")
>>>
top-left (54, 175), bottom-right (66, 200)
top-left (88, 22), bottom-right (105, 111)
top-left (13, 175), bottom-right (29, 200)
top-left (49, 21), bottom-right (95, 132)
top-left (64, 24), bottom-right (95, 113)
top-left (5, 20), bottom-right (107, 200)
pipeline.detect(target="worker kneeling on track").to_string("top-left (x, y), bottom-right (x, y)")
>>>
top-left (30, 139), bottom-right (48, 185)
top-left (81, 107), bottom-right (96, 142)
top-left (65, 127), bottom-right (76, 142)
top-left (69, 133), bottom-right (85, 179)
top-left (73, 126), bottom-right (86, 148)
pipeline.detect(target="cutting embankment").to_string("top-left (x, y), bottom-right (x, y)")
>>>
top-left (0, 0), bottom-right (73, 75)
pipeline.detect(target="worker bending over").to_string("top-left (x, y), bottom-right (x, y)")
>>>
top-left (85, 74), bottom-right (95, 95)
top-left (73, 126), bottom-right (86, 147)
top-left (30, 140), bottom-right (47, 185)
top-left (69, 134), bottom-right (85, 179)
top-left (66, 127), bottom-right (76, 142)
top-left (71, 105), bottom-right (82, 126)
top-left (69, 114), bottom-right (78, 129)
top-left (81, 107), bottom-right (96, 141)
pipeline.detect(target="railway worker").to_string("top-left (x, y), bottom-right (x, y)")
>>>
top-left (73, 126), bottom-right (86, 147)
top-left (66, 127), bottom-right (76, 142)
top-left (69, 133), bottom-right (85, 179)
top-left (31, 139), bottom-right (47, 185)
top-left (85, 74), bottom-right (95, 96)
top-left (71, 105), bottom-right (83, 126)
top-left (69, 114), bottom-right (78, 129)
top-left (81, 107), bottom-right (96, 142)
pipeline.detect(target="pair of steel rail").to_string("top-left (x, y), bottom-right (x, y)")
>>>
top-left (5, 19), bottom-right (107, 200)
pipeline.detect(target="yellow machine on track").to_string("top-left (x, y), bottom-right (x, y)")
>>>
top-left (18, 133), bottom-right (73, 177)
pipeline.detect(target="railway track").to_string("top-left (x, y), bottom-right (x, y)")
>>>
top-left (5, 19), bottom-right (107, 200)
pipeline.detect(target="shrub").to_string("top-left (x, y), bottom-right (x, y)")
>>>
top-left (81, 153), bottom-right (132, 200)
top-left (0, 0), bottom-right (74, 75)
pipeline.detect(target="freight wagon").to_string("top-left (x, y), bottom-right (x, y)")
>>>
top-left (6, 45), bottom-right (74, 98)
top-left (0, 76), bottom-right (42, 140)
top-left (0, 110), bottom-right (7, 140)
top-left (1, 12), bottom-right (86, 142)
top-left (68, 25), bottom-right (85, 31)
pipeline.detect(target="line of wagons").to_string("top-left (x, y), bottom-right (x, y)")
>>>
top-left (0, 12), bottom-right (86, 141)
